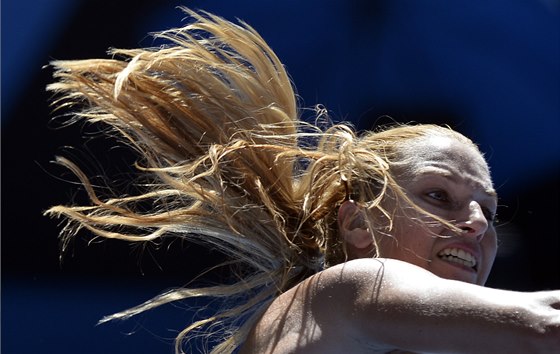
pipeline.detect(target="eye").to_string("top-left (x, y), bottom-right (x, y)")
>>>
top-left (426, 190), bottom-right (449, 202)
top-left (482, 207), bottom-right (498, 224)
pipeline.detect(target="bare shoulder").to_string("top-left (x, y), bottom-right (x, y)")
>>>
top-left (241, 258), bottom-right (556, 353)
top-left (240, 259), bottom-right (400, 354)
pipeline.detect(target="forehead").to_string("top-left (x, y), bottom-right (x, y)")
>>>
top-left (397, 134), bottom-right (495, 196)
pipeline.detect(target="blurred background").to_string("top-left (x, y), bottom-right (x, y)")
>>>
top-left (2, 0), bottom-right (559, 353)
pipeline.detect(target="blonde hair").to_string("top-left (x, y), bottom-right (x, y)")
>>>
top-left (46, 8), bottom-right (478, 353)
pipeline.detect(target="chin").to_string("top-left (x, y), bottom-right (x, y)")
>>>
top-left (432, 266), bottom-right (479, 284)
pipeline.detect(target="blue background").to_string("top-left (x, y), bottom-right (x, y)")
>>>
top-left (2, 0), bottom-right (559, 353)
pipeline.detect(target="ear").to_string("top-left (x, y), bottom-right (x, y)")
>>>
top-left (337, 200), bottom-right (374, 257)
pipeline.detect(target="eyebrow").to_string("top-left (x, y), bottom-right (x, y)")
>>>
top-left (485, 189), bottom-right (498, 198)
top-left (415, 167), bottom-right (498, 200)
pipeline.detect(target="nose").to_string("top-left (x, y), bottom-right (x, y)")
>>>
top-left (455, 201), bottom-right (489, 241)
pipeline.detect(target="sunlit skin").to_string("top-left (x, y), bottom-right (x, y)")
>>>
top-left (241, 134), bottom-right (560, 354)
top-left (375, 134), bottom-right (498, 285)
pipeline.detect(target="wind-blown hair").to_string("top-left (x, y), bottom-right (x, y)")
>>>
top-left (46, 8), bottom-right (475, 353)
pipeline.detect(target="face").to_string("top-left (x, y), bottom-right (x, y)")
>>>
top-left (375, 134), bottom-right (498, 285)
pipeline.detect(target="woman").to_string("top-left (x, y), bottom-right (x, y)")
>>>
top-left (46, 8), bottom-right (559, 353)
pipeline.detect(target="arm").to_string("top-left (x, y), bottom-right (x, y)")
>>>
top-left (311, 258), bottom-right (560, 353)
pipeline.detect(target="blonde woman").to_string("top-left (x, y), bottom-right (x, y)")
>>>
top-left (47, 8), bottom-right (560, 353)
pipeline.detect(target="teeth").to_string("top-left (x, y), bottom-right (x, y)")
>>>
top-left (438, 248), bottom-right (477, 269)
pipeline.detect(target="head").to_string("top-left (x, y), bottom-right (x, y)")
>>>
top-left (335, 124), bottom-right (497, 285)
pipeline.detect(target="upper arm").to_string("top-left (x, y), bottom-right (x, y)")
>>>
top-left (245, 258), bottom-right (535, 353)
top-left (309, 258), bottom-right (440, 350)
top-left (310, 258), bottom-right (534, 353)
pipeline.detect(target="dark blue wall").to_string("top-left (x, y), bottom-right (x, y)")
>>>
top-left (3, 1), bottom-right (559, 353)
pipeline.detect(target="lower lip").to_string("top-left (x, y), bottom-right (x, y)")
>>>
top-left (438, 256), bottom-right (477, 274)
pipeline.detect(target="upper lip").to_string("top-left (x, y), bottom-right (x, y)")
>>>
top-left (437, 243), bottom-right (481, 270)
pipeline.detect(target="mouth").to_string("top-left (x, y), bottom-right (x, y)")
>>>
top-left (437, 248), bottom-right (478, 272)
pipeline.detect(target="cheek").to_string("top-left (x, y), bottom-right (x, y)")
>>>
top-left (378, 215), bottom-right (435, 259)
top-left (482, 229), bottom-right (498, 264)
top-left (477, 229), bottom-right (498, 285)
